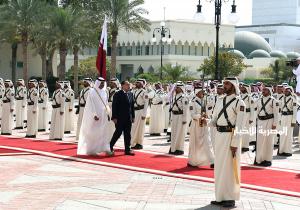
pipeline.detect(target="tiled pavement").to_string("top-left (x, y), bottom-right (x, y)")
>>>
top-left (1, 112), bottom-right (300, 209)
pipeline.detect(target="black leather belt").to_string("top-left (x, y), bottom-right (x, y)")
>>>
top-left (3, 100), bottom-right (10, 103)
top-left (153, 102), bottom-right (163, 105)
top-left (28, 102), bottom-right (34, 106)
top-left (16, 97), bottom-right (24, 100)
top-left (216, 126), bottom-right (234, 132)
top-left (38, 100), bottom-right (44, 104)
top-left (258, 114), bottom-right (274, 120)
top-left (65, 99), bottom-right (71, 102)
top-left (80, 104), bottom-right (85, 107)
top-left (52, 104), bottom-right (61, 108)
top-left (246, 108), bottom-right (251, 112)
top-left (165, 103), bottom-right (170, 105)
top-left (172, 110), bottom-right (183, 115)
top-left (134, 105), bottom-right (144, 111)
top-left (282, 111), bottom-right (293, 116)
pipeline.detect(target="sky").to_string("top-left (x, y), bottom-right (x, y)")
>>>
top-left (142, 0), bottom-right (252, 26)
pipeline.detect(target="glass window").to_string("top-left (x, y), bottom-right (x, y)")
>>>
top-left (145, 45), bottom-right (150, 55)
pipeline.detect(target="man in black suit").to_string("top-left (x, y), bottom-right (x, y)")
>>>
top-left (110, 81), bottom-right (135, 156)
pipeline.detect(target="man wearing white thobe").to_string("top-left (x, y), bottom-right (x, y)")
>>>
top-left (26, 80), bottom-right (39, 138)
top-left (188, 88), bottom-right (214, 167)
top-left (278, 86), bottom-right (297, 156)
top-left (64, 81), bottom-right (75, 134)
top-left (1, 80), bottom-right (15, 135)
top-left (239, 83), bottom-right (255, 152)
top-left (255, 85), bottom-right (279, 167)
top-left (149, 83), bottom-right (165, 135)
top-left (15, 79), bottom-right (27, 129)
top-left (76, 78), bottom-right (92, 140)
top-left (49, 82), bottom-right (65, 140)
top-left (292, 57), bottom-right (300, 94)
top-left (210, 77), bottom-right (246, 208)
top-left (38, 80), bottom-right (49, 132)
top-left (169, 82), bottom-right (189, 155)
top-left (163, 84), bottom-right (171, 133)
top-left (131, 79), bottom-right (149, 150)
top-left (77, 77), bottom-right (111, 155)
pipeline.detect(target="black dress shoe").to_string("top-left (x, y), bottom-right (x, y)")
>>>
top-left (38, 129), bottom-right (46, 132)
top-left (163, 129), bottom-right (168, 133)
top-left (174, 150), bottom-right (184, 155)
top-left (210, 164), bottom-right (214, 169)
top-left (131, 144), bottom-right (143, 150)
top-left (64, 131), bottom-right (71, 134)
top-left (26, 135), bottom-right (36, 138)
top-left (210, 201), bottom-right (223, 206)
top-left (168, 149), bottom-right (175, 155)
top-left (125, 151), bottom-right (135, 156)
top-left (277, 153), bottom-right (284, 156)
top-left (1, 133), bottom-right (12, 135)
top-left (222, 200), bottom-right (235, 208)
top-left (187, 163), bottom-right (197, 167)
top-left (284, 153), bottom-right (292, 157)
top-left (15, 127), bottom-right (24, 130)
top-left (242, 148), bottom-right (249, 152)
top-left (54, 138), bottom-right (62, 141)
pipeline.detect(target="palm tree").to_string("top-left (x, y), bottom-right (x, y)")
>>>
top-left (92, 0), bottom-right (150, 78)
top-left (50, 7), bottom-right (87, 81)
top-left (0, 19), bottom-right (21, 83)
top-left (0, 0), bottom-right (46, 83)
top-left (162, 64), bottom-right (189, 82)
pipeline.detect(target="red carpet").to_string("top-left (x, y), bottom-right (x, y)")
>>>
top-left (0, 136), bottom-right (300, 197)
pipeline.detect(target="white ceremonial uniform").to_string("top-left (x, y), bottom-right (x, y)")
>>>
top-left (210, 94), bottom-right (246, 202)
top-left (186, 91), bottom-right (194, 134)
top-left (26, 88), bottom-right (39, 137)
top-left (240, 93), bottom-right (255, 149)
top-left (163, 92), bottom-right (171, 132)
top-left (49, 89), bottom-right (65, 140)
top-left (170, 93), bottom-right (189, 153)
top-left (207, 94), bottom-right (223, 153)
top-left (188, 97), bottom-right (214, 166)
top-left (64, 88), bottom-right (75, 133)
top-left (0, 84), bottom-right (5, 124)
top-left (131, 88), bottom-right (149, 147)
top-left (1, 87), bottom-right (15, 134)
top-left (76, 87), bottom-right (91, 140)
top-left (15, 86), bottom-right (27, 129)
top-left (279, 95), bottom-right (297, 154)
top-left (106, 87), bottom-right (118, 140)
top-left (256, 96), bottom-right (279, 164)
top-left (149, 89), bottom-right (165, 134)
top-left (38, 87), bottom-right (49, 131)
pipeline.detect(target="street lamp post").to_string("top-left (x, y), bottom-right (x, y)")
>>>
top-left (152, 21), bottom-right (173, 80)
top-left (196, 0), bottom-right (238, 81)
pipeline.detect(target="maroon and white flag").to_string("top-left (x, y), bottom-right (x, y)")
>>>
top-left (96, 16), bottom-right (107, 79)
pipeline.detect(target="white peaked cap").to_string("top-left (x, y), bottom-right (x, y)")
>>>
top-left (223, 77), bottom-right (240, 95)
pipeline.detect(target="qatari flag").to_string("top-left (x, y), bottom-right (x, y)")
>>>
top-left (96, 16), bottom-right (107, 79)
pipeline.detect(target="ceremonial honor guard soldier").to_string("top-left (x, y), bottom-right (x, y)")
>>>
top-left (162, 84), bottom-right (171, 133)
top-left (64, 81), bottom-right (75, 134)
top-left (149, 82), bottom-right (165, 136)
top-left (26, 80), bottom-right (39, 138)
top-left (0, 78), bottom-right (5, 127)
top-left (1, 80), bottom-right (15, 135)
top-left (15, 79), bottom-right (27, 129)
top-left (210, 77), bottom-right (246, 208)
top-left (188, 87), bottom-right (214, 168)
top-left (76, 78), bottom-right (92, 140)
top-left (278, 86), bottom-right (297, 156)
top-left (131, 79), bottom-right (149, 150)
top-left (49, 81), bottom-right (65, 140)
top-left (239, 83), bottom-right (255, 152)
top-left (169, 82), bottom-right (189, 155)
top-left (107, 78), bottom-right (120, 139)
top-left (255, 85), bottom-right (279, 167)
top-left (38, 80), bottom-right (49, 132)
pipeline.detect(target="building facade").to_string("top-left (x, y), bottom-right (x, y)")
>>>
top-left (115, 20), bottom-right (235, 80)
top-left (0, 43), bottom-right (58, 81)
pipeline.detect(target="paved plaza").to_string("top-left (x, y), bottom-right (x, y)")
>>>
top-left (1, 123), bottom-right (300, 210)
